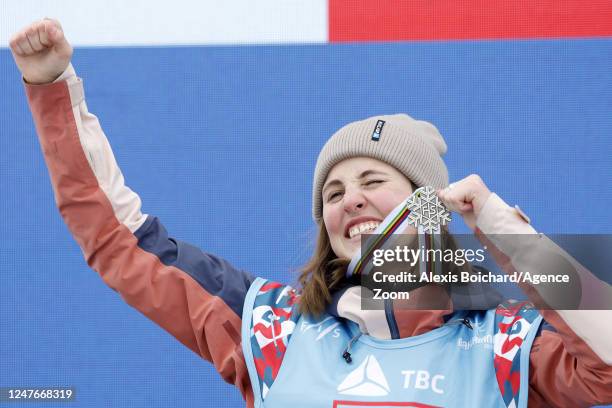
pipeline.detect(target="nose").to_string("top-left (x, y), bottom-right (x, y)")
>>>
top-left (343, 188), bottom-right (366, 214)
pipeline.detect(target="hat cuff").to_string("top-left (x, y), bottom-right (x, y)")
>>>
top-left (312, 118), bottom-right (449, 222)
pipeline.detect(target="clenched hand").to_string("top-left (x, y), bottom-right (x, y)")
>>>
top-left (9, 18), bottom-right (73, 85)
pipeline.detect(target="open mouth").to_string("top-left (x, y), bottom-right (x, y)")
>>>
top-left (347, 221), bottom-right (381, 239)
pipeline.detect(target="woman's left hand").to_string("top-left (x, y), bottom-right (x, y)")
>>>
top-left (437, 174), bottom-right (492, 231)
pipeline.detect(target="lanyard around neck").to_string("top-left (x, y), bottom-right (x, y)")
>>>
top-left (346, 186), bottom-right (451, 279)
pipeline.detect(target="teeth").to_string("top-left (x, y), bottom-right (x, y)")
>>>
top-left (349, 221), bottom-right (380, 239)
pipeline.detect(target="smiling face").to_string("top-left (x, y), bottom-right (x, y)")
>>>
top-left (321, 157), bottom-right (415, 259)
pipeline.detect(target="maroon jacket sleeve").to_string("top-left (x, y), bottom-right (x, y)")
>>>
top-left (24, 65), bottom-right (255, 407)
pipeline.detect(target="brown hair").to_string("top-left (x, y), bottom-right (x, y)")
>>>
top-left (297, 221), bottom-right (473, 317)
top-left (297, 220), bottom-right (348, 317)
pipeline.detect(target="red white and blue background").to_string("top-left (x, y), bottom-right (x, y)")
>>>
top-left (1, 1), bottom-right (611, 407)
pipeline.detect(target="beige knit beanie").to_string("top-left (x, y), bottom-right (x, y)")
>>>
top-left (312, 114), bottom-right (449, 222)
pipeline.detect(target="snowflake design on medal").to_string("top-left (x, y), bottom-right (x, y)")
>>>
top-left (405, 186), bottom-right (451, 233)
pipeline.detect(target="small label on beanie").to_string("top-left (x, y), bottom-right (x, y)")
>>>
top-left (371, 120), bottom-right (385, 141)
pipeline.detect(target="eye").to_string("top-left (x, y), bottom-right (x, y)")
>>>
top-left (327, 191), bottom-right (343, 202)
top-left (364, 179), bottom-right (384, 186)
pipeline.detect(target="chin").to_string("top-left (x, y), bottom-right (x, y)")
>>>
top-left (342, 242), bottom-right (360, 259)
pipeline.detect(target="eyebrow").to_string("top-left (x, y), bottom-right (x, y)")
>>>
top-left (322, 169), bottom-right (388, 196)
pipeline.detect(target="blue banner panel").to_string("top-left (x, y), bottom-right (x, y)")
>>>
top-left (1, 39), bottom-right (611, 407)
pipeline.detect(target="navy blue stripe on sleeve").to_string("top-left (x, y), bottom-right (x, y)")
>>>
top-left (134, 215), bottom-right (256, 317)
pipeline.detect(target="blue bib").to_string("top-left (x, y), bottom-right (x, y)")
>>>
top-left (242, 278), bottom-right (542, 408)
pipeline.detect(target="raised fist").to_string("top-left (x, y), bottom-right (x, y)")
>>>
top-left (437, 174), bottom-right (492, 231)
top-left (9, 18), bottom-right (73, 85)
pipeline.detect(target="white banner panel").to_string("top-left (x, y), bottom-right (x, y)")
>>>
top-left (0, 0), bottom-right (327, 47)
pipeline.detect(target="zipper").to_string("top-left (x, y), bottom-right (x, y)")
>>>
top-left (446, 317), bottom-right (473, 330)
top-left (342, 332), bottom-right (362, 364)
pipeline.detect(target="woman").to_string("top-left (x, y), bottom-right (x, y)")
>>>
top-left (11, 19), bottom-right (612, 407)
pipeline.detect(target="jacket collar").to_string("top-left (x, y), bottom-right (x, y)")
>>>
top-left (326, 283), bottom-right (454, 340)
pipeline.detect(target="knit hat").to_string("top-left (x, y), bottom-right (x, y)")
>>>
top-left (312, 114), bottom-right (449, 222)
